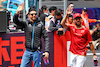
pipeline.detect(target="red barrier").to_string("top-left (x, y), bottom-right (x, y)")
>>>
top-left (0, 32), bottom-right (54, 67)
top-left (0, 36), bottom-right (25, 66)
top-left (54, 31), bottom-right (71, 67)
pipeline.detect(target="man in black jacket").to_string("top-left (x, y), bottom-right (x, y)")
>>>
top-left (13, 4), bottom-right (50, 67)
top-left (49, 9), bottom-right (65, 35)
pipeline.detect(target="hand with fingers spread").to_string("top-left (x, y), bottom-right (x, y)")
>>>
top-left (66, 6), bottom-right (73, 15)
top-left (16, 3), bottom-right (24, 14)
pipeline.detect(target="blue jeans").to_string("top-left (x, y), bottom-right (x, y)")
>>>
top-left (20, 49), bottom-right (41, 67)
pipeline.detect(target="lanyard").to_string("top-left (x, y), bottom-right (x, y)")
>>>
top-left (31, 21), bottom-right (36, 49)
top-left (38, 51), bottom-right (44, 64)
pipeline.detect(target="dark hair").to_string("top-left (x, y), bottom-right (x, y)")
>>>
top-left (38, 9), bottom-right (42, 17)
top-left (14, 3), bottom-right (18, 7)
top-left (49, 6), bottom-right (57, 13)
top-left (82, 7), bottom-right (87, 12)
top-left (68, 15), bottom-right (73, 20)
top-left (69, 3), bottom-right (74, 5)
top-left (9, 2), bottom-right (12, 4)
top-left (28, 6), bottom-right (36, 13)
top-left (68, 14), bottom-right (73, 18)
top-left (41, 5), bottom-right (48, 12)
top-left (58, 9), bottom-right (63, 14)
top-left (55, 9), bottom-right (62, 16)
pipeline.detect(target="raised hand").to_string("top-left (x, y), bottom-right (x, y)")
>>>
top-left (66, 5), bottom-right (73, 15)
top-left (16, 3), bottom-right (24, 14)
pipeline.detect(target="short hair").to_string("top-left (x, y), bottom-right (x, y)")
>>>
top-left (28, 6), bottom-right (36, 13)
top-left (38, 9), bottom-right (42, 17)
top-left (82, 7), bottom-right (87, 12)
top-left (68, 14), bottom-right (73, 18)
top-left (58, 9), bottom-right (63, 14)
top-left (69, 3), bottom-right (74, 5)
top-left (55, 9), bottom-right (62, 16)
top-left (68, 14), bottom-right (73, 20)
top-left (49, 6), bottom-right (57, 13)
top-left (41, 5), bottom-right (48, 12)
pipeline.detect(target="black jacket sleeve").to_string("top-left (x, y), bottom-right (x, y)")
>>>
top-left (13, 14), bottom-right (26, 28)
top-left (48, 20), bottom-right (58, 32)
top-left (41, 22), bottom-right (50, 52)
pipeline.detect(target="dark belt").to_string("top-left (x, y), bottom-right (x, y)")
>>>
top-left (26, 48), bottom-right (37, 52)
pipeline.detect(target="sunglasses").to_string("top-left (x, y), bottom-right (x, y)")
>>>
top-left (71, 6), bottom-right (74, 7)
top-left (30, 13), bottom-right (37, 16)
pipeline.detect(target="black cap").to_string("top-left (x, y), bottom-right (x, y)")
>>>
top-left (82, 7), bottom-right (87, 12)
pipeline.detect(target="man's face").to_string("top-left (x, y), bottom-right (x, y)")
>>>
top-left (45, 8), bottom-right (48, 13)
top-left (68, 17), bottom-right (73, 24)
top-left (55, 14), bottom-right (62, 20)
top-left (82, 10), bottom-right (87, 15)
top-left (43, 8), bottom-right (48, 13)
top-left (29, 11), bottom-right (37, 22)
top-left (69, 4), bottom-right (74, 10)
top-left (74, 17), bottom-right (82, 26)
top-left (51, 10), bottom-right (56, 15)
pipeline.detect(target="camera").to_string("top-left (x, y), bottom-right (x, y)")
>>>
top-left (57, 31), bottom-right (63, 36)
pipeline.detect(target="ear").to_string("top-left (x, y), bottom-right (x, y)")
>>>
top-left (28, 14), bottom-right (30, 18)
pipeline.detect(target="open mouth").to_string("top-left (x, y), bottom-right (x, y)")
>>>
top-left (77, 21), bottom-right (80, 23)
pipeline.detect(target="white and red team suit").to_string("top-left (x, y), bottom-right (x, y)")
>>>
top-left (68, 24), bottom-right (93, 67)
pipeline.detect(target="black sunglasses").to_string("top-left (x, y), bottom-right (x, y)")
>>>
top-left (30, 13), bottom-right (37, 16)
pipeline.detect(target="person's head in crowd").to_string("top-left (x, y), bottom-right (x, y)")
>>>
top-left (41, 5), bottom-right (48, 14)
top-left (58, 8), bottom-right (64, 16)
top-left (55, 9), bottom-right (62, 20)
top-left (49, 6), bottom-right (57, 16)
top-left (28, 6), bottom-right (37, 22)
top-left (73, 13), bottom-right (82, 26)
top-left (38, 9), bottom-right (42, 17)
top-left (68, 3), bottom-right (74, 11)
top-left (82, 7), bottom-right (87, 15)
top-left (67, 14), bottom-right (73, 24)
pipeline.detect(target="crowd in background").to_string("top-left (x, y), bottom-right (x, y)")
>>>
top-left (0, 2), bottom-right (100, 49)
top-left (35, 3), bottom-right (100, 49)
